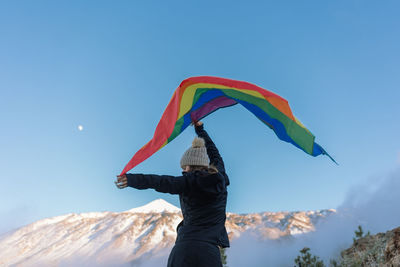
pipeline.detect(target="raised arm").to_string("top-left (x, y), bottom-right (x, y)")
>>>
top-left (194, 122), bottom-right (226, 173)
top-left (123, 173), bottom-right (190, 194)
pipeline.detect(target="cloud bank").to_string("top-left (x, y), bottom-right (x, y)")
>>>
top-left (227, 168), bottom-right (400, 266)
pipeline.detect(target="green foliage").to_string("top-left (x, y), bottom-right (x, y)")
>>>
top-left (329, 225), bottom-right (373, 266)
top-left (329, 259), bottom-right (339, 267)
top-left (353, 225), bottom-right (370, 243)
top-left (293, 226), bottom-right (375, 267)
top-left (219, 247), bottom-right (228, 267)
top-left (294, 247), bottom-right (325, 267)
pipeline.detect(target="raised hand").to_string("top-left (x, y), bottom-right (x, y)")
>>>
top-left (115, 175), bottom-right (128, 189)
top-left (193, 121), bottom-right (203, 127)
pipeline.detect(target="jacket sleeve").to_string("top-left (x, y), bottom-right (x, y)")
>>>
top-left (126, 173), bottom-right (189, 194)
top-left (195, 124), bottom-right (225, 173)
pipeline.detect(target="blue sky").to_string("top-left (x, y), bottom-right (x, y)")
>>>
top-left (1, 0), bottom-right (399, 230)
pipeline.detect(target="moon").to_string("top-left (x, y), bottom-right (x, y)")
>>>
top-left (78, 125), bottom-right (83, 131)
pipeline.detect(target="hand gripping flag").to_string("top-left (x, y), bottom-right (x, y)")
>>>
top-left (120, 76), bottom-right (335, 175)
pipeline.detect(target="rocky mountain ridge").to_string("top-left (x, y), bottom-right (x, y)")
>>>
top-left (340, 226), bottom-right (400, 266)
top-left (0, 199), bottom-right (335, 266)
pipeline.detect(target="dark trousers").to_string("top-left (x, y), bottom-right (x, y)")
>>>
top-left (167, 240), bottom-right (223, 267)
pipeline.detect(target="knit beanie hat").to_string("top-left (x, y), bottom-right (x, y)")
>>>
top-left (180, 137), bottom-right (209, 169)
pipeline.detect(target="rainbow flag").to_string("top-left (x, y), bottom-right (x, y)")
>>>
top-left (120, 76), bottom-right (335, 175)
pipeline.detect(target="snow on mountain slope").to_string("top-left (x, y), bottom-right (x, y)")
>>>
top-left (0, 199), bottom-right (335, 266)
top-left (125, 199), bottom-right (180, 214)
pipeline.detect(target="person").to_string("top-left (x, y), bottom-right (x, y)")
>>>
top-left (115, 121), bottom-right (230, 267)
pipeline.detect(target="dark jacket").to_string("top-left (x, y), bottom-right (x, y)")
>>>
top-left (126, 124), bottom-right (230, 248)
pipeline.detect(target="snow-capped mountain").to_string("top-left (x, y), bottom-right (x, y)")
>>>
top-left (125, 199), bottom-right (181, 214)
top-left (0, 199), bottom-right (335, 266)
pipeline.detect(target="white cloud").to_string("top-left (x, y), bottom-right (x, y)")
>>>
top-left (227, 168), bottom-right (400, 266)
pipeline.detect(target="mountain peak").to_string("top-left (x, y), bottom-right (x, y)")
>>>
top-left (126, 199), bottom-right (180, 213)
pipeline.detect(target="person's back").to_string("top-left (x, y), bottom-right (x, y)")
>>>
top-left (176, 169), bottom-right (229, 248)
